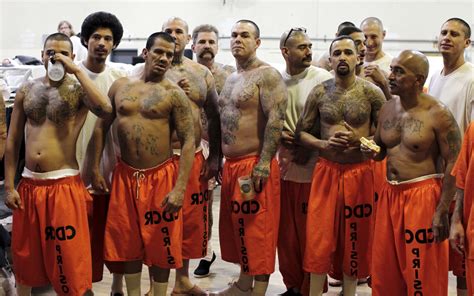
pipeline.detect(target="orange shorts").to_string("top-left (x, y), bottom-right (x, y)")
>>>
top-left (467, 259), bottom-right (473, 295)
top-left (219, 155), bottom-right (280, 275)
top-left (278, 180), bottom-right (310, 292)
top-left (372, 159), bottom-right (386, 203)
top-left (12, 174), bottom-right (92, 295)
top-left (303, 158), bottom-right (374, 279)
top-left (371, 177), bottom-right (448, 296)
top-left (104, 159), bottom-right (183, 269)
top-left (87, 193), bottom-right (110, 282)
top-left (174, 151), bottom-right (209, 259)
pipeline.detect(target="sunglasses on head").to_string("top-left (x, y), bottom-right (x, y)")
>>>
top-left (283, 27), bottom-right (307, 46)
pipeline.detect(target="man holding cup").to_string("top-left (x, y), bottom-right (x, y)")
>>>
top-left (211, 20), bottom-right (287, 295)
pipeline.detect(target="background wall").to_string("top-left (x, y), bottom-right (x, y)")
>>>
top-left (1, 0), bottom-right (473, 69)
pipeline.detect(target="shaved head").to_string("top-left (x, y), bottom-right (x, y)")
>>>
top-left (398, 50), bottom-right (429, 84)
top-left (360, 17), bottom-right (384, 32)
top-left (162, 17), bottom-right (189, 33)
top-left (280, 29), bottom-right (307, 48)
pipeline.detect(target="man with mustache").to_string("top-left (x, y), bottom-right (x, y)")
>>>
top-left (77, 11), bottom-right (127, 295)
top-left (191, 24), bottom-right (236, 278)
top-left (163, 17), bottom-right (220, 296)
top-left (295, 36), bottom-right (385, 296)
top-left (429, 18), bottom-right (473, 296)
top-left (277, 27), bottom-right (332, 296)
top-left (88, 32), bottom-right (195, 296)
top-left (367, 50), bottom-right (461, 296)
top-left (211, 19), bottom-right (287, 295)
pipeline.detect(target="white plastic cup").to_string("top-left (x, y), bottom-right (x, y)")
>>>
top-left (47, 59), bottom-right (65, 82)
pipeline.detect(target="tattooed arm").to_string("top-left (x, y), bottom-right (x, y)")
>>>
top-left (83, 79), bottom-right (120, 193)
top-left (253, 68), bottom-right (287, 185)
top-left (54, 53), bottom-right (112, 118)
top-left (295, 85), bottom-right (329, 151)
top-left (163, 88), bottom-right (195, 213)
top-left (4, 83), bottom-right (28, 209)
top-left (202, 69), bottom-right (221, 181)
top-left (0, 96), bottom-right (6, 159)
top-left (432, 106), bottom-right (461, 242)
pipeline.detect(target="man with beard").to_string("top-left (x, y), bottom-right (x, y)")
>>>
top-left (191, 24), bottom-right (236, 278)
top-left (277, 27), bottom-right (332, 296)
top-left (211, 19), bottom-right (287, 296)
top-left (163, 17), bottom-right (220, 295)
top-left (429, 18), bottom-right (473, 296)
top-left (88, 32), bottom-right (195, 296)
top-left (368, 50), bottom-right (460, 296)
top-left (76, 12), bottom-right (127, 294)
top-left (295, 36), bottom-right (385, 296)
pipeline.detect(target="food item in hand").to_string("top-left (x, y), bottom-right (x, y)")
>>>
top-left (360, 137), bottom-right (381, 153)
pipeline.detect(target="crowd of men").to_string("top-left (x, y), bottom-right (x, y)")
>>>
top-left (0, 10), bottom-right (473, 296)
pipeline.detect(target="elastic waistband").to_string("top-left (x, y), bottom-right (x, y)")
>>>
top-left (21, 168), bottom-right (81, 186)
top-left (173, 146), bottom-right (203, 156)
top-left (385, 174), bottom-right (443, 191)
top-left (117, 157), bottom-right (174, 175)
top-left (224, 154), bottom-right (260, 164)
top-left (318, 157), bottom-right (371, 170)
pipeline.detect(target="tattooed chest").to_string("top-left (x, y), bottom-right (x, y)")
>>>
top-left (167, 69), bottom-right (207, 106)
top-left (23, 84), bottom-right (80, 125)
top-left (117, 87), bottom-right (171, 119)
top-left (319, 96), bottom-right (371, 126)
top-left (381, 116), bottom-right (432, 150)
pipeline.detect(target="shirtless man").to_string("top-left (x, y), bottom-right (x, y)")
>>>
top-left (429, 18), bottom-right (473, 295)
top-left (367, 50), bottom-right (461, 296)
top-left (210, 19), bottom-right (287, 296)
top-left (88, 32), bottom-right (195, 296)
top-left (4, 32), bottom-right (112, 296)
top-left (277, 28), bottom-right (332, 296)
top-left (295, 36), bottom-right (385, 296)
top-left (162, 17), bottom-right (220, 295)
top-left (191, 23), bottom-right (236, 278)
top-left (192, 24), bottom-right (236, 94)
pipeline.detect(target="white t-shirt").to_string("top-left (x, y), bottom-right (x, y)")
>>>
top-left (429, 62), bottom-right (474, 135)
top-left (76, 62), bottom-right (126, 186)
top-left (363, 52), bottom-right (393, 74)
top-left (278, 65), bottom-right (332, 183)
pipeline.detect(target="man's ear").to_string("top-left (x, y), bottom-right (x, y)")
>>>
top-left (256, 38), bottom-right (261, 48)
top-left (142, 48), bottom-right (148, 59)
top-left (383, 30), bottom-right (386, 39)
top-left (191, 44), bottom-right (196, 53)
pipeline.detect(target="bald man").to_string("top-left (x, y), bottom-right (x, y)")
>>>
top-left (366, 50), bottom-right (461, 296)
top-left (360, 17), bottom-right (393, 97)
top-left (162, 17), bottom-right (220, 296)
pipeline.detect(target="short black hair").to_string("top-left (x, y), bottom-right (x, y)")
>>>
top-left (236, 19), bottom-right (260, 38)
top-left (145, 32), bottom-right (175, 50)
top-left (329, 35), bottom-right (355, 54)
top-left (337, 21), bottom-right (355, 33)
top-left (44, 33), bottom-right (73, 51)
top-left (444, 17), bottom-right (471, 38)
top-left (192, 24), bottom-right (219, 44)
top-left (80, 11), bottom-right (123, 48)
top-left (337, 26), bottom-right (362, 37)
